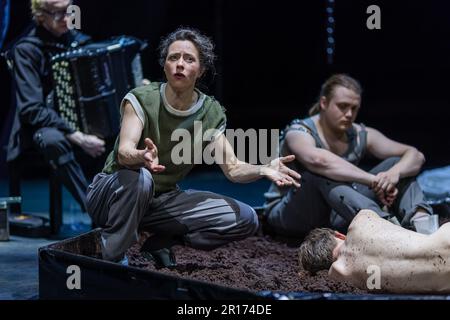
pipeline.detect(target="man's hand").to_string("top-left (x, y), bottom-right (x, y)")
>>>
top-left (138, 138), bottom-right (165, 174)
top-left (385, 187), bottom-right (398, 206)
top-left (372, 170), bottom-right (400, 194)
top-left (82, 134), bottom-right (106, 158)
top-left (374, 186), bottom-right (398, 207)
top-left (371, 170), bottom-right (400, 207)
top-left (67, 131), bottom-right (106, 158)
top-left (261, 155), bottom-right (301, 188)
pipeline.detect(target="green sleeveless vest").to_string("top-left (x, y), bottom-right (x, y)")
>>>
top-left (102, 82), bottom-right (226, 193)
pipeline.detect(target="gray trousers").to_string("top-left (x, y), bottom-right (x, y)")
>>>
top-left (267, 157), bottom-right (432, 237)
top-left (86, 168), bottom-right (259, 261)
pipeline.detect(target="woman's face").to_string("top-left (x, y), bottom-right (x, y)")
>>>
top-left (164, 40), bottom-right (203, 92)
top-left (320, 86), bottom-right (361, 133)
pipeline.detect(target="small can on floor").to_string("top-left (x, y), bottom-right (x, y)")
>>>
top-left (0, 201), bottom-right (9, 241)
top-left (0, 197), bottom-right (22, 241)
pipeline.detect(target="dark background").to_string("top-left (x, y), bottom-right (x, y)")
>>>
top-left (1, 0), bottom-right (449, 178)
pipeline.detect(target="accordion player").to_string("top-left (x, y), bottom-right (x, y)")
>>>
top-left (50, 36), bottom-right (147, 139)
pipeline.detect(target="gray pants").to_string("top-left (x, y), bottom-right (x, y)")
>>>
top-left (86, 168), bottom-right (259, 261)
top-left (267, 157), bottom-right (432, 237)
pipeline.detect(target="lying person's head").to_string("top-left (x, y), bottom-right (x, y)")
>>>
top-left (298, 228), bottom-right (346, 274)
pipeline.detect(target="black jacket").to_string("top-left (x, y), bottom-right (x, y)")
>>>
top-left (6, 23), bottom-right (90, 162)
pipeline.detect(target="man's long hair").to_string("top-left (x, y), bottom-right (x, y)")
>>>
top-left (308, 74), bottom-right (362, 116)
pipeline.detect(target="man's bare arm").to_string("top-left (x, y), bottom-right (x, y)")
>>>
top-left (285, 130), bottom-right (375, 186)
top-left (366, 127), bottom-right (425, 179)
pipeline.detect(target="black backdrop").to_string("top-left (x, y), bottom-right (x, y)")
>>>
top-left (1, 0), bottom-right (449, 178)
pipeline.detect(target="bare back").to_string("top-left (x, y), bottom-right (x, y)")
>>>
top-left (330, 210), bottom-right (450, 293)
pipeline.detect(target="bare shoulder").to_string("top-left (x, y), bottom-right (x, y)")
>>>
top-left (357, 209), bottom-right (379, 218)
top-left (355, 125), bottom-right (381, 145)
top-left (347, 210), bottom-right (381, 236)
top-left (352, 209), bottom-right (379, 224)
top-left (353, 123), bottom-right (372, 132)
top-left (285, 126), bottom-right (315, 144)
top-left (363, 125), bottom-right (381, 136)
top-left (434, 222), bottom-right (450, 247)
top-left (439, 222), bottom-right (450, 231)
top-left (329, 258), bottom-right (350, 281)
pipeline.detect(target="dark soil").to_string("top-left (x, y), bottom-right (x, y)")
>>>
top-left (124, 213), bottom-right (450, 295)
top-left (126, 234), bottom-right (366, 294)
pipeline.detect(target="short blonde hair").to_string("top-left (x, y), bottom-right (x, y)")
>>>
top-left (31, 0), bottom-right (45, 16)
top-left (30, 0), bottom-right (72, 24)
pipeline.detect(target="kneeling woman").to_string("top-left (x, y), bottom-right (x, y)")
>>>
top-left (87, 28), bottom-right (300, 264)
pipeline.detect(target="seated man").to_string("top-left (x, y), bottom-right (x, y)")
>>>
top-left (6, 0), bottom-right (105, 212)
top-left (298, 210), bottom-right (450, 294)
top-left (264, 74), bottom-right (432, 237)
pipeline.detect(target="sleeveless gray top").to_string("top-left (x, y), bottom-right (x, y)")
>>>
top-left (291, 117), bottom-right (367, 165)
top-left (264, 116), bottom-right (368, 205)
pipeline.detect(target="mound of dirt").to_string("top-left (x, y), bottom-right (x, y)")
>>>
top-left (127, 235), bottom-right (366, 294)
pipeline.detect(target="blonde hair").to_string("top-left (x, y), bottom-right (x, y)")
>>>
top-left (30, 0), bottom-right (47, 25)
top-left (30, 0), bottom-right (72, 18)
top-left (31, 0), bottom-right (45, 16)
top-left (308, 74), bottom-right (362, 116)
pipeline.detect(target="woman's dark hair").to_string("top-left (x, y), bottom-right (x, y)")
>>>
top-left (308, 74), bottom-right (362, 116)
top-left (158, 27), bottom-right (216, 77)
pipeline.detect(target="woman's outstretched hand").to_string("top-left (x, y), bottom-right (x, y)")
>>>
top-left (261, 155), bottom-right (301, 188)
top-left (139, 138), bottom-right (166, 173)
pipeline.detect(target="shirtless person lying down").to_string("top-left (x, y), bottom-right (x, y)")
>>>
top-left (298, 210), bottom-right (450, 294)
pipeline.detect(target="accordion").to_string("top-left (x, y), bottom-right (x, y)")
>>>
top-left (50, 36), bottom-right (146, 139)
